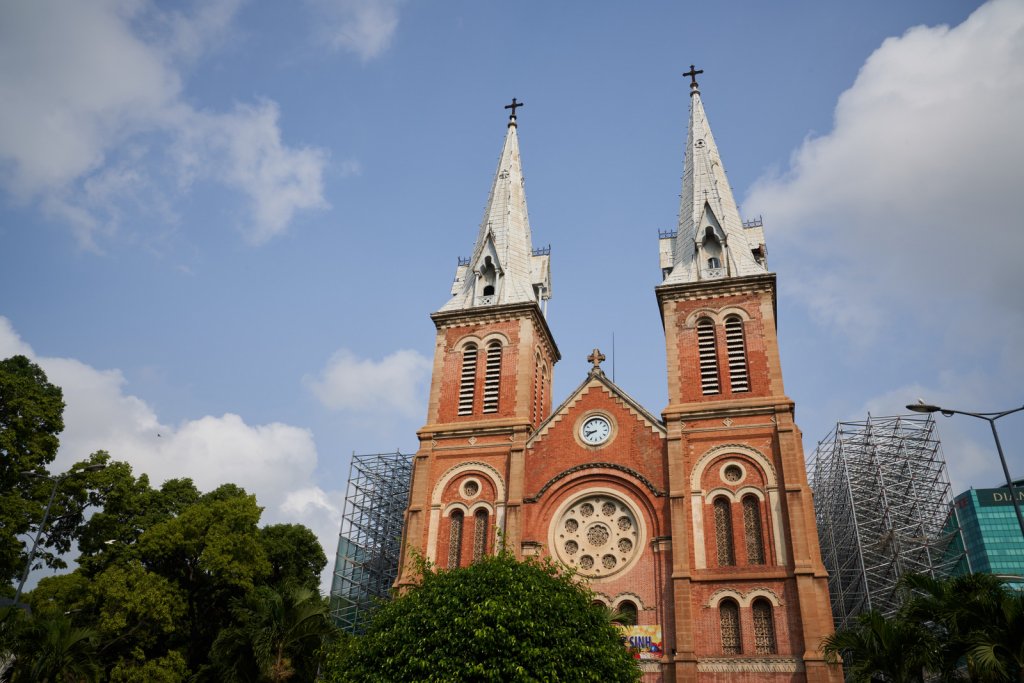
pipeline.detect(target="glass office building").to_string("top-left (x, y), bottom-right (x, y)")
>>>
top-left (952, 479), bottom-right (1024, 581)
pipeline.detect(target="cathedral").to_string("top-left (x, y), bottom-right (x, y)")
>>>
top-left (395, 71), bottom-right (840, 682)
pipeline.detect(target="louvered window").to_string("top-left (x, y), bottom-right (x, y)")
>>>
top-left (714, 497), bottom-right (735, 566)
top-left (752, 599), bottom-right (777, 654)
top-left (532, 355), bottom-right (540, 425)
top-left (482, 342), bottom-right (502, 413)
top-left (473, 509), bottom-right (489, 561)
top-left (725, 316), bottom-right (749, 393)
top-left (697, 318), bottom-right (720, 395)
top-left (720, 599), bottom-right (742, 655)
top-left (458, 344), bottom-right (477, 415)
top-left (538, 365), bottom-right (546, 424)
top-left (448, 511), bottom-right (464, 568)
top-left (743, 495), bottom-right (765, 565)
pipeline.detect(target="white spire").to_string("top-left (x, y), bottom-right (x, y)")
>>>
top-left (440, 103), bottom-right (551, 313)
top-left (661, 71), bottom-right (768, 284)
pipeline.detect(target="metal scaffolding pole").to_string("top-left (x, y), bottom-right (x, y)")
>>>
top-left (329, 451), bottom-right (413, 633)
top-left (808, 414), bottom-right (965, 629)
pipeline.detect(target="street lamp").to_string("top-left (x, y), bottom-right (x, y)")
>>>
top-left (907, 402), bottom-right (1024, 540)
top-left (11, 464), bottom-right (106, 610)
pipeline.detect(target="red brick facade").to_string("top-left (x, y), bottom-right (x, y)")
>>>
top-left (396, 266), bottom-right (840, 681)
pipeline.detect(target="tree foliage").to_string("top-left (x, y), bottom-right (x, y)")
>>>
top-left (0, 355), bottom-right (65, 586)
top-left (210, 584), bottom-right (337, 682)
top-left (4, 457), bottom-right (330, 682)
top-left (322, 552), bottom-right (640, 683)
top-left (824, 572), bottom-right (1024, 683)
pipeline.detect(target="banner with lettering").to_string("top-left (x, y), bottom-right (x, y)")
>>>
top-left (622, 625), bottom-right (663, 660)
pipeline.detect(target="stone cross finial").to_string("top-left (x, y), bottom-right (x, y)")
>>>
top-left (683, 65), bottom-right (704, 91)
top-left (587, 348), bottom-right (606, 370)
top-left (504, 98), bottom-right (524, 119)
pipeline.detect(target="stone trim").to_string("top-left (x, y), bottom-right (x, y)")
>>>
top-left (696, 657), bottom-right (803, 673)
top-left (431, 302), bottom-right (560, 362)
top-left (524, 463), bottom-right (666, 503)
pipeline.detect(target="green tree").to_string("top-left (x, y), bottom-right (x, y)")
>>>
top-left (965, 588), bottom-right (1024, 683)
top-left (822, 609), bottom-right (939, 683)
top-left (260, 524), bottom-right (328, 592)
top-left (9, 613), bottom-right (100, 683)
top-left (0, 355), bottom-right (65, 586)
top-left (210, 584), bottom-right (337, 682)
top-left (136, 483), bottom-right (271, 671)
top-left (901, 572), bottom-right (1008, 681)
top-left (322, 552), bottom-right (640, 683)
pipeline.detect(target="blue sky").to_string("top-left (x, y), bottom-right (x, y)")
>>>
top-left (3, 0), bottom-right (1022, 590)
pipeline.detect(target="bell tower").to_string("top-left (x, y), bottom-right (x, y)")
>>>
top-left (657, 69), bottom-right (839, 681)
top-left (397, 102), bottom-right (559, 586)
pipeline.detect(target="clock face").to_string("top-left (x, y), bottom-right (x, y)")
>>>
top-left (580, 416), bottom-right (611, 445)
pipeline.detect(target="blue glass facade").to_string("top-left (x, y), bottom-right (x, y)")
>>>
top-left (953, 481), bottom-right (1024, 581)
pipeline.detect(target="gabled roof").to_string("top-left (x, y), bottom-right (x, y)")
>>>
top-left (439, 113), bottom-right (552, 313)
top-left (662, 81), bottom-right (768, 285)
top-left (527, 367), bottom-right (666, 448)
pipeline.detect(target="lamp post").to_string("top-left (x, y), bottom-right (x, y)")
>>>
top-left (11, 464), bottom-right (106, 610)
top-left (907, 402), bottom-right (1024, 540)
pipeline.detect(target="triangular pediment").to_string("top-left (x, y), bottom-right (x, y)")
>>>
top-left (527, 371), bottom-right (665, 448)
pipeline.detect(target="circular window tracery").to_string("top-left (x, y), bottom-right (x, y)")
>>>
top-left (553, 492), bottom-right (642, 578)
top-left (460, 477), bottom-right (482, 499)
top-left (724, 465), bottom-right (742, 482)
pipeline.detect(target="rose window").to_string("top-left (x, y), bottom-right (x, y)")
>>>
top-left (587, 524), bottom-right (610, 547)
top-left (553, 493), bottom-right (641, 578)
top-left (463, 480), bottom-right (479, 497)
top-left (723, 464), bottom-right (742, 482)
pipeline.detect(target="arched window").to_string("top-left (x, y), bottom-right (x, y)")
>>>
top-left (703, 227), bottom-right (723, 276)
top-left (473, 509), bottom-right (489, 561)
top-left (743, 495), bottom-right (765, 565)
top-left (478, 256), bottom-right (497, 302)
top-left (447, 511), bottom-right (464, 568)
top-left (482, 341), bottom-right (502, 413)
top-left (697, 318), bottom-right (719, 395)
top-left (752, 599), bottom-right (777, 655)
top-left (713, 497), bottom-right (735, 566)
top-left (618, 600), bottom-right (638, 626)
top-left (725, 316), bottom-right (749, 393)
top-left (720, 599), bottom-right (741, 655)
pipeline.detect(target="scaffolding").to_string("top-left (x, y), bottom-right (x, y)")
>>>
top-left (809, 414), bottom-right (966, 630)
top-left (330, 451), bottom-right (413, 633)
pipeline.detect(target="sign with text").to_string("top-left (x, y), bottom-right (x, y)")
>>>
top-left (976, 488), bottom-right (1024, 507)
top-left (622, 625), bottom-right (663, 660)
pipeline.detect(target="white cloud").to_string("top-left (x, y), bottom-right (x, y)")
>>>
top-left (310, 0), bottom-right (401, 61)
top-left (306, 348), bottom-right (430, 418)
top-left (0, 317), bottom-right (340, 590)
top-left (745, 0), bottom-right (1024, 355)
top-left (177, 102), bottom-right (329, 244)
top-left (0, 0), bottom-right (328, 248)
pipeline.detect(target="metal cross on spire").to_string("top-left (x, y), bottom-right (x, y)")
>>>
top-left (683, 64), bottom-right (704, 92)
top-left (587, 348), bottom-right (606, 371)
top-left (504, 98), bottom-right (524, 120)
